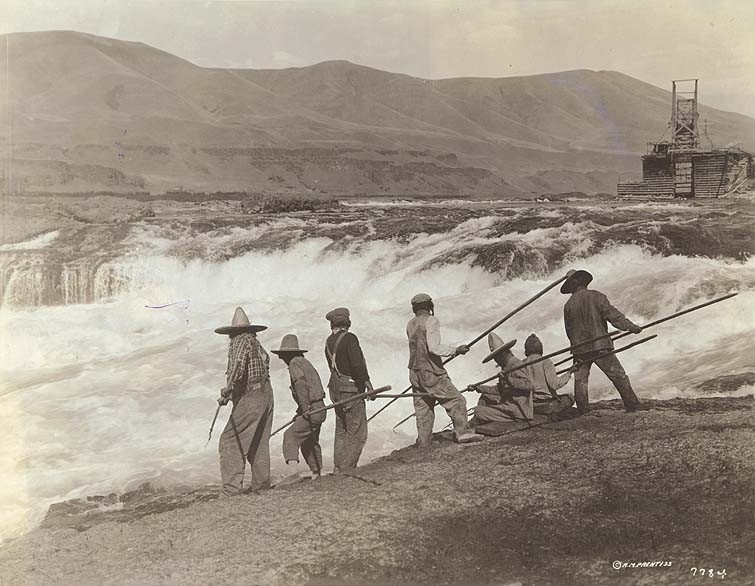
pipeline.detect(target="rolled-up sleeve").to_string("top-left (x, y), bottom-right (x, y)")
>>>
top-left (544, 360), bottom-right (571, 393)
top-left (426, 316), bottom-right (457, 358)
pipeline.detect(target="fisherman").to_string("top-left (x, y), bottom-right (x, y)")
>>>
top-left (215, 307), bottom-right (274, 496)
top-left (467, 333), bottom-right (535, 426)
top-left (324, 307), bottom-right (373, 472)
top-left (561, 269), bottom-right (644, 413)
top-left (522, 333), bottom-right (576, 417)
top-left (271, 334), bottom-right (326, 482)
top-left (407, 293), bottom-right (479, 445)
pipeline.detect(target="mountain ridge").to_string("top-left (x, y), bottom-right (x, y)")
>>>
top-left (1, 30), bottom-right (753, 195)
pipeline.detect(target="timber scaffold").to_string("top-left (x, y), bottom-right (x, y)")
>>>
top-left (618, 79), bottom-right (754, 200)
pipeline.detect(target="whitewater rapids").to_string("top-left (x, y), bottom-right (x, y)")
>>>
top-left (0, 199), bottom-right (753, 542)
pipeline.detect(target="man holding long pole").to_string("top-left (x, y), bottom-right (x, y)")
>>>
top-left (406, 293), bottom-right (482, 446)
top-left (271, 334), bottom-right (326, 482)
top-left (214, 307), bottom-right (274, 496)
top-left (388, 272), bottom-right (570, 431)
top-left (324, 307), bottom-right (373, 473)
top-left (562, 269), bottom-right (645, 414)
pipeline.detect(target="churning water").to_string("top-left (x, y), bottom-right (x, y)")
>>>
top-left (1, 199), bottom-right (753, 541)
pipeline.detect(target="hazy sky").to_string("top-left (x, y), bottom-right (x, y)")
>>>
top-left (2, 0), bottom-right (754, 116)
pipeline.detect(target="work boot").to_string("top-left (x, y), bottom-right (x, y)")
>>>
top-left (625, 402), bottom-right (650, 412)
top-left (454, 428), bottom-right (484, 444)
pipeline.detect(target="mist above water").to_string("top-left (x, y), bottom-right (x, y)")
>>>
top-left (1, 200), bottom-right (753, 542)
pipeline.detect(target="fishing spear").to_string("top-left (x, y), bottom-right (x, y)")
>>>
top-left (391, 291), bottom-right (736, 432)
top-left (367, 272), bottom-right (571, 423)
top-left (271, 385), bottom-right (393, 437)
top-left (206, 387), bottom-right (228, 447)
top-left (437, 333), bottom-right (660, 432)
top-left (494, 292), bottom-right (738, 379)
top-left (552, 335), bottom-right (656, 375)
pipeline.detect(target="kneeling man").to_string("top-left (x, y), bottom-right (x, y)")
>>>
top-left (468, 333), bottom-right (535, 426)
top-left (522, 333), bottom-right (575, 417)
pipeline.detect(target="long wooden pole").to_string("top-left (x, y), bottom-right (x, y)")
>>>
top-left (372, 393), bottom-right (434, 398)
top-left (504, 292), bottom-right (739, 376)
top-left (553, 335), bottom-right (657, 375)
top-left (435, 334), bottom-right (660, 432)
top-left (439, 294), bottom-right (735, 425)
top-left (367, 273), bottom-right (570, 423)
top-left (393, 334), bottom-right (658, 431)
top-left (271, 385), bottom-right (392, 437)
top-left (205, 403), bottom-right (223, 446)
top-left (393, 291), bottom-right (737, 431)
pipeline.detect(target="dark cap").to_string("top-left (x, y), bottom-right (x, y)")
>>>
top-left (325, 307), bottom-right (350, 324)
top-left (524, 334), bottom-right (543, 356)
top-left (411, 293), bottom-right (432, 304)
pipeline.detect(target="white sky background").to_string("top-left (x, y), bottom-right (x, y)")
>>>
top-left (2, 0), bottom-right (754, 117)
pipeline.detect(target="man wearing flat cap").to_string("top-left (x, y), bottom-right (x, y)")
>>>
top-left (215, 307), bottom-right (274, 495)
top-left (272, 334), bottom-right (326, 482)
top-left (468, 333), bottom-right (536, 425)
top-left (324, 307), bottom-right (373, 472)
top-left (561, 269), bottom-right (644, 413)
top-left (407, 293), bottom-right (475, 445)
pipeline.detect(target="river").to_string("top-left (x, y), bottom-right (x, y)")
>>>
top-left (1, 197), bottom-right (753, 542)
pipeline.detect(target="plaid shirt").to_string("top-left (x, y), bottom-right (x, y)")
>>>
top-left (226, 333), bottom-right (270, 394)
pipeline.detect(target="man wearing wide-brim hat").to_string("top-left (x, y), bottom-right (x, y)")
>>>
top-left (466, 332), bottom-right (536, 426)
top-left (561, 269), bottom-right (644, 413)
top-left (406, 293), bottom-right (478, 446)
top-left (215, 307), bottom-right (274, 495)
top-left (271, 334), bottom-right (327, 482)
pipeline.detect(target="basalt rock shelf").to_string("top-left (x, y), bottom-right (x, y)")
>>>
top-left (2, 195), bottom-right (754, 309)
top-left (1, 396), bottom-right (753, 586)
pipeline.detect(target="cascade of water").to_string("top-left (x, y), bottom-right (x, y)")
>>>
top-left (0, 203), bottom-right (752, 542)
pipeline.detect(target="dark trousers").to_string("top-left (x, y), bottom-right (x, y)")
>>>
top-left (533, 394), bottom-right (574, 415)
top-left (574, 352), bottom-right (641, 412)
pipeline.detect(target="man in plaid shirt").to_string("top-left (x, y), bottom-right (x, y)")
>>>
top-left (215, 307), bottom-right (274, 495)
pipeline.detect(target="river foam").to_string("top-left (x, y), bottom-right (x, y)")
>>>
top-left (0, 201), bottom-right (753, 542)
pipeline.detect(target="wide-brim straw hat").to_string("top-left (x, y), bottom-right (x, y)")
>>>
top-left (560, 269), bottom-right (593, 294)
top-left (482, 332), bottom-right (517, 363)
top-left (214, 307), bottom-right (267, 335)
top-left (271, 334), bottom-right (308, 355)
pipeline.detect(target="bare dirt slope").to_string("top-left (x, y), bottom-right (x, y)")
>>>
top-left (2, 31), bottom-right (754, 195)
top-left (1, 396), bottom-right (753, 586)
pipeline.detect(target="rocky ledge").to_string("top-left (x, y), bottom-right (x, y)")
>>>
top-left (1, 396), bottom-right (753, 586)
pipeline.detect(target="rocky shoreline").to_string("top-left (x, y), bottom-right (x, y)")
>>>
top-left (1, 396), bottom-right (753, 585)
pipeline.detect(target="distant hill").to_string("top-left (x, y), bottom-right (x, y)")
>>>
top-left (1, 30), bottom-right (754, 195)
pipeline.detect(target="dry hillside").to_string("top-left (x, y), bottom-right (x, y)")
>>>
top-left (1, 31), bottom-right (754, 195)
